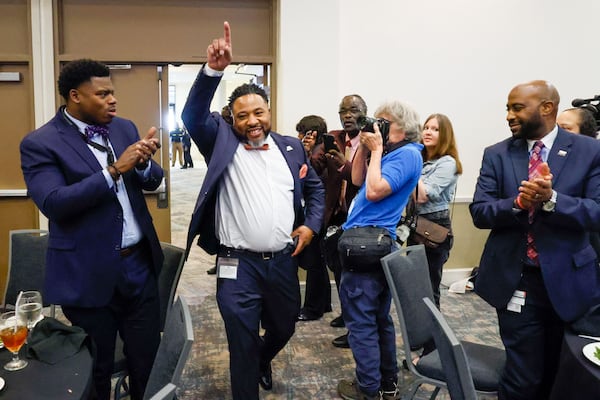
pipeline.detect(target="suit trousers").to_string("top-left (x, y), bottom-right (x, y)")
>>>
top-left (62, 248), bottom-right (160, 400)
top-left (301, 237), bottom-right (332, 316)
top-left (496, 267), bottom-right (564, 400)
top-left (216, 246), bottom-right (301, 400)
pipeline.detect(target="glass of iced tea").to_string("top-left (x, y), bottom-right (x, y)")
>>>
top-left (0, 311), bottom-right (28, 371)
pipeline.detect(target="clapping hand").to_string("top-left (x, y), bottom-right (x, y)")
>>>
top-left (518, 162), bottom-right (553, 208)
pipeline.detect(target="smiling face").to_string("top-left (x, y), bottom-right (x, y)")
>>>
top-left (422, 116), bottom-right (440, 150)
top-left (506, 85), bottom-right (547, 140)
top-left (506, 81), bottom-right (559, 140)
top-left (68, 76), bottom-right (117, 126)
top-left (231, 93), bottom-right (271, 144)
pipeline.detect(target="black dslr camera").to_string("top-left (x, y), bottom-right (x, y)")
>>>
top-left (572, 95), bottom-right (600, 127)
top-left (357, 116), bottom-right (391, 144)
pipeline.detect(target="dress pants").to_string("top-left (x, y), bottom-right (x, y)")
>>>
top-left (303, 264), bottom-right (332, 315)
top-left (496, 267), bottom-right (564, 400)
top-left (62, 247), bottom-right (160, 400)
top-left (183, 147), bottom-right (193, 167)
top-left (216, 246), bottom-right (301, 400)
top-left (340, 270), bottom-right (399, 396)
top-left (301, 238), bottom-right (332, 316)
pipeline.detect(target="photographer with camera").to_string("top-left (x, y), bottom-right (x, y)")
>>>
top-left (337, 101), bottom-right (423, 400)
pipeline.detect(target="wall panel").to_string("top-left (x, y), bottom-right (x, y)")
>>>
top-left (56, 0), bottom-right (273, 63)
top-left (0, 0), bottom-right (30, 59)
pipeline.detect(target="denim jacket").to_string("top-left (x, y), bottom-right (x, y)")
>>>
top-left (419, 155), bottom-right (458, 215)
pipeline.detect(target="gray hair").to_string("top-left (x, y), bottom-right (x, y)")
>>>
top-left (375, 100), bottom-right (422, 143)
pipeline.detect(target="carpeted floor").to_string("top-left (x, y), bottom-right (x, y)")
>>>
top-left (169, 164), bottom-right (503, 399)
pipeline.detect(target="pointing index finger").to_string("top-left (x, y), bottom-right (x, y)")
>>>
top-left (224, 21), bottom-right (232, 48)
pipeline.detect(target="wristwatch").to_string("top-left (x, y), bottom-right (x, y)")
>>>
top-left (542, 190), bottom-right (557, 212)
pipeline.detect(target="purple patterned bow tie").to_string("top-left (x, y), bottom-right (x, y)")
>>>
top-left (84, 125), bottom-right (109, 141)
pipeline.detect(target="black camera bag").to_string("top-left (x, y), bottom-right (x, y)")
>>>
top-left (337, 226), bottom-right (393, 273)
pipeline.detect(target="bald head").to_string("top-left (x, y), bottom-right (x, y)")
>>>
top-left (506, 80), bottom-right (560, 140)
top-left (513, 80), bottom-right (560, 115)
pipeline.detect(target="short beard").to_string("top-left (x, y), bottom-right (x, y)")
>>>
top-left (513, 112), bottom-right (543, 140)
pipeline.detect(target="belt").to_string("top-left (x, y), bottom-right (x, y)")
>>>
top-left (219, 244), bottom-right (293, 260)
top-left (120, 241), bottom-right (144, 257)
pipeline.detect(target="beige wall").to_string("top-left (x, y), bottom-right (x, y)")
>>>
top-left (446, 202), bottom-right (488, 270)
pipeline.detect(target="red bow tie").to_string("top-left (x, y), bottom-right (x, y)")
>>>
top-left (244, 143), bottom-right (269, 151)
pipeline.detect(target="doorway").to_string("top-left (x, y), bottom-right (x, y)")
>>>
top-left (167, 63), bottom-right (271, 250)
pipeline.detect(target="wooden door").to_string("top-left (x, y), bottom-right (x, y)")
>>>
top-left (108, 64), bottom-right (171, 243)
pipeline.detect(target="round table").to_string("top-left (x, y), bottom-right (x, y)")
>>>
top-left (0, 344), bottom-right (93, 399)
top-left (550, 330), bottom-right (600, 399)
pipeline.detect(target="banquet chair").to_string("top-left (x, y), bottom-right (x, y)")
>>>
top-left (423, 297), bottom-right (477, 400)
top-left (143, 296), bottom-right (194, 400)
top-left (113, 242), bottom-right (186, 400)
top-left (3, 229), bottom-right (55, 317)
top-left (147, 383), bottom-right (177, 400)
top-left (380, 244), bottom-right (505, 399)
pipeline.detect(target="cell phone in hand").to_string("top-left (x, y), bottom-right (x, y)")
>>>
top-left (293, 236), bottom-right (299, 248)
top-left (323, 134), bottom-right (338, 152)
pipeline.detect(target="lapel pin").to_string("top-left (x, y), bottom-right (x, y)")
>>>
top-left (557, 150), bottom-right (567, 157)
top-left (286, 145), bottom-right (293, 151)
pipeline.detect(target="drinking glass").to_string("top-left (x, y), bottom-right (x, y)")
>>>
top-left (16, 290), bottom-right (43, 330)
top-left (0, 311), bottom-right (28, 371)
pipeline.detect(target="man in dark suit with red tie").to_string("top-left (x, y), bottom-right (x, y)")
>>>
top-left (181, 22), bottom-right (324, 400)
top-left (470, 80), bottom-right (600, 399)
top-left (20, 59), bottom-right (164, 399)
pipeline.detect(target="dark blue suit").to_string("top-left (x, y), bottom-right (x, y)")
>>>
top-left (182, 69), bottom-right (324, 400)
top-left (470, 128), bottom-right (600, 399)
top-left (20, 109), bottom-right (164, 400)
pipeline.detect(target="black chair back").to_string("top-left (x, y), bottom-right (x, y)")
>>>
top-left (4, 230), bottom-right (49, 308)
top-left (423, 297), bottom-right (477, 400)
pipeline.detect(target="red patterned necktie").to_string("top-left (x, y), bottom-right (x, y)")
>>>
top-left (526, 140), bottom-right (544, 264)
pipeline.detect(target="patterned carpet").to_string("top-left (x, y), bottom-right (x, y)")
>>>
top-left (169, 164), bottom-right (503, 399)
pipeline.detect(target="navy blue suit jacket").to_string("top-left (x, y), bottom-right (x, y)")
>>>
top-left (20, 110), bottom-right (164, 307)
top-left (182, 69), bottom-right (325, 256)
top-left (470, 128), bottom-right (600, 322)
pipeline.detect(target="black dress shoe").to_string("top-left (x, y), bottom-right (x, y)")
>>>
top-left (297, 310), bottom-right (322, 321)
top-left (259, 363), bottom-right (272, 390)
top-left (207, 266), bottom-right (217, 275)
top-left (330, 315), bottom-right (345, 328)
top-left (332, 332), bottom-right (350, 348)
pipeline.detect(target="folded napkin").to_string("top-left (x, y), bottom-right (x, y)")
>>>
top-left (27, 317), bottom-right (89, 364)
top-left (571, 303), bottom-right (600, 337)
